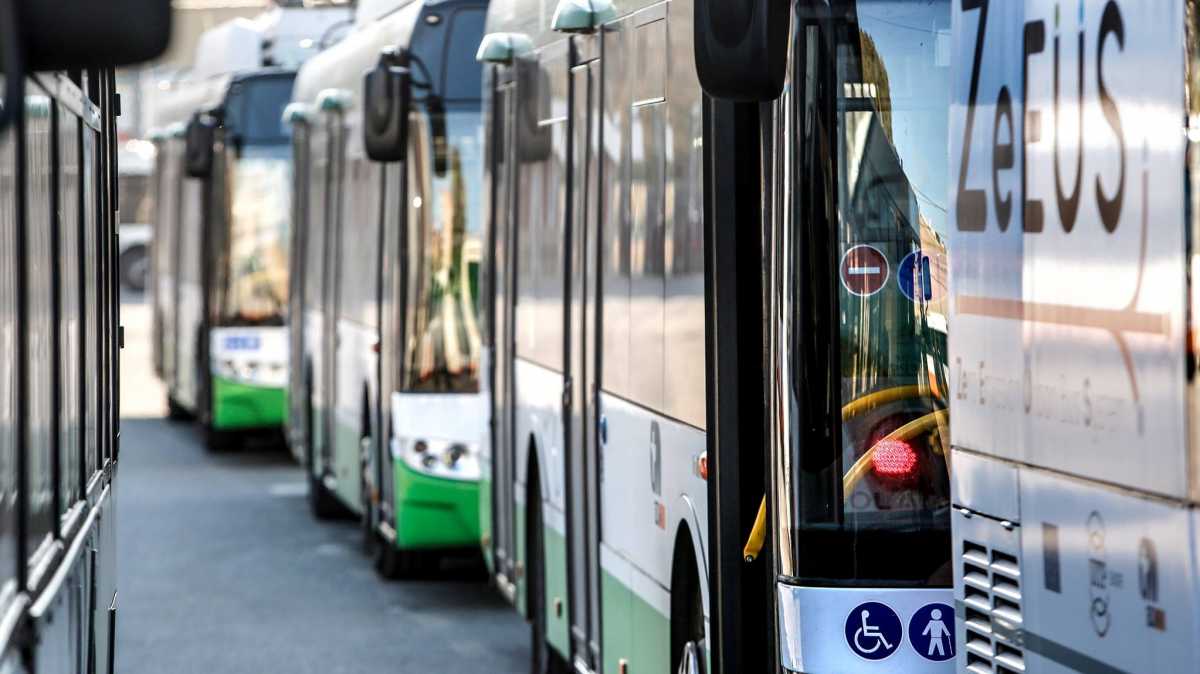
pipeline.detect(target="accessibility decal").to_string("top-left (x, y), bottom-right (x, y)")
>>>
top-left (840, 244), bottom-right (889, 297)
top-left (908, 602), bottom-right (955, 662)
top-left (845, 602), bottom-right (902, 661)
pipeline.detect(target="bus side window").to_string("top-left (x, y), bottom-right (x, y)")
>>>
top-left (57, 102), bottom-right (84, 515)
top-left (26, 85), bottom-right (56, 556)
top-left (0, 86), bottom-right (19, 599)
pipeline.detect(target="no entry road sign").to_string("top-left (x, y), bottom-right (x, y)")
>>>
top-left (840, 244), bottom-right (889, 297)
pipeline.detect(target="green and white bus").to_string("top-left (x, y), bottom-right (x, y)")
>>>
top-left (288, 0), bottom-right (490, 577)
top-left (476, 0), bottom-right (956, 672)
top-left (150, 67), bottom-right (297, 449)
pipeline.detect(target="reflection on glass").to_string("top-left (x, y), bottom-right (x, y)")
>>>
top-left (404, 108), bottom-right (484, 393)
top-left (118, 173), bottom-right (154, 225)
top-left (790, 0), bottom-right (951, 586)
top-left (219, 148), bottom-right (291, 325)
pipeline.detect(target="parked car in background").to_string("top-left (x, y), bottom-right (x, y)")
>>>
top-left (119, 138), bottom-right (157, 292)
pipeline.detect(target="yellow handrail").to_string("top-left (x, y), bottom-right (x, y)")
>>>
top-left (743, 496), bottom-right (768, 563)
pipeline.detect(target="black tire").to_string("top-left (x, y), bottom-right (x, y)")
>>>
top-left (204, 425), bottom-right (237, 452)
top-left (306, 394), bottom-right (340, 520)
top-left (527, 458), bottom-right (568, 674)
top-left (360, 435), bottom-right (377, 556)
top-left (671, 537), bottom-right (707, 674)
top-left (119, 245), bottom-right (148, 293)
top-left (374, 540), bottom-right (423, 580)
top-left (165, 395), bottom-right (189, 421)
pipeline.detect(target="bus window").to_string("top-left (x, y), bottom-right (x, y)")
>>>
top-left (224, 76), bottom-right (295, 146)
top-left (443, 9), bottom-right (487, 102)
top-left (216, 145), bottom-right (292, 326)
top-left (401, 106), bottom-right (485, 393)
top-left (0, 110), bottom-right (17, 595)
top-left (118, 172), bottom-right (154, 226)
top-left (784, 0), bottom-right (951, 586)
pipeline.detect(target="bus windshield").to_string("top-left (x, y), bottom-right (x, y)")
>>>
top-left (217, 145), bottom-right (291, 326)
top-left (401, 105), bottom-right (485, 393)
top-left (223, 75), bottom-right (294, 146)
top-left (786, 0), bottom-right (951, 586)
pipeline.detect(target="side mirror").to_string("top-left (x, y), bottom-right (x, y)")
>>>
top-left (21, 0), bottom-right (172, 71)
top-left (0, 0), bottom-right (172, 131)
top-left (364, 49), bottom-right (412, 163)
top-left (185, 114), bottom-right (217, 179)
top-left (693, 0), bottom-right (789, 100)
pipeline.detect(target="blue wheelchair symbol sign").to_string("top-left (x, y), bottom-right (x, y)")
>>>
top-left (897, 251), bottom-right (934, 303)
top-left (845, 602), bottom-right (902, 661)
top-left (909, 603), bottom-right (955, 662)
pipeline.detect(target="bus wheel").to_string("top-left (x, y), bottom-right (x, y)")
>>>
top-left (306, 397), bottom-right (340, 520)
top-left (360, 435), bottom-right (376, 556)
top-left (205, 425), bottom-right (237, 452)
top-left (374, 540), bottom-right (421, 580)
top-left (671, 535), bottom-right (706, 674)
top-left (166, 395), bottom-right (189, 421)
top-left (527, 461), bottom-right (567, 674)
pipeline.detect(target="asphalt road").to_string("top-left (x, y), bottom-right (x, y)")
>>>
top-left (115, 297), bottom-right (530, 673)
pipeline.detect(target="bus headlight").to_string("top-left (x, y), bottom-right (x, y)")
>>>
top-left (212, 357), bottom-right (287, 388)
top-left (396, 437), bottom-right (480, 482)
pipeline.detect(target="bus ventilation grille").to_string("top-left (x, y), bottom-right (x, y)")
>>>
top-left (960, 538), bottom-right (1026, 674)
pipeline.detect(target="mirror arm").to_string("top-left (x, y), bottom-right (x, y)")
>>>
top-left (0, 0), bottom-right (26, 133)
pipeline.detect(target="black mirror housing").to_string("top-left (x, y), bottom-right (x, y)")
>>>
top-left (363, 51), bottom-right (412, 163)
top-left (693, 0), bottom-right (789, 101)
top-left (21, 0), bottom-right (172, 71)
top-left (185, 114), bottom-right (217, 179)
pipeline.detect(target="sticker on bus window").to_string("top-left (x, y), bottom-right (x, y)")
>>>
top-left (840, 245), bottom-right (889, 297)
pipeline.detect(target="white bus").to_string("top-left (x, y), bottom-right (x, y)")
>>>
top-left (478, 0), bottom-right (960, 671)
top-left (289, 0), bottom-right (491, 577)
top-left (948, 1), bottom-right (1200, 672)
top-left (149, 8), bottom-right (348, 449)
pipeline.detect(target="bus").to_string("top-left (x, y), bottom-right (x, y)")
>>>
top-left (476, 0), bottom-right (959, 671)
top-left (149, 67), bottom-right (297, 450)
top-left (945, 2), bottom-right (1200, 672)
top-left (288, 0), bottom-right (490, 577)
top-left (0, 0), bottom-right (168, 669)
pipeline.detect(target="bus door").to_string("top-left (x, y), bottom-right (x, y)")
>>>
top-left (564, 44), bottom-right (603, 670)
top-left (287, 121), bottom-right (310, 451)
top-left (158, 139), bottom-right (182, 391)
top-left (489, 76), bottom-right (519, 591)
top-left (320, 109), bottom-right (345, 480)
top-left (768, 2), bottom-right (953, 672)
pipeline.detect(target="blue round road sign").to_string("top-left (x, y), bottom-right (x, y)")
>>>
top-left (908, 602), bottom-right (956, 662)
top-left (844, 602), bottom-right (902, 661)
top-left (897, 250), bottom-right (934, 303)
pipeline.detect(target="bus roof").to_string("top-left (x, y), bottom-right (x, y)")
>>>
top-left (481, 0), bottom-right (658, 52)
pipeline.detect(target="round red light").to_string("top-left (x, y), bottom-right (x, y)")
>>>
top-left (871, 438), bottom-right (918, 478)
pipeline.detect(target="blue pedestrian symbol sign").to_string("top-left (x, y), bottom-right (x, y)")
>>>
top-left (909, 602), bottom-right (955, 662)
top-left (845, 602), bottom-right (902, 661)
top-left (897, 250), bottom-right (935, 303)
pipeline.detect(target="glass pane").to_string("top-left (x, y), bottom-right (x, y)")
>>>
top-left (217, 147), bottom-right (291, 326)
top-left (224, 76), bottom-right (295, 146)
top-left (790, 0), bottom-right (952, 586)
top-left (402, 107), bottom-right (485, 392)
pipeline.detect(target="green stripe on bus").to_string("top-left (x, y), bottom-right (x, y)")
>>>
top-left (602, 568), bottom-right (670, 674)
top-left (210, 375), bottom-right (286, 430)
top-left (391, 460), bottom-right (481, 549)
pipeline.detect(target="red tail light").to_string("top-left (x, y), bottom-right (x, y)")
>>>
top-left (871, 438), bottom-right (918, 479)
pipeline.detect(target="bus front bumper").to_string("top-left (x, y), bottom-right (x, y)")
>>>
top-left (392, 460), bottom-right (481, 549)
top-left (211, 375), bottom-right (287, 431)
